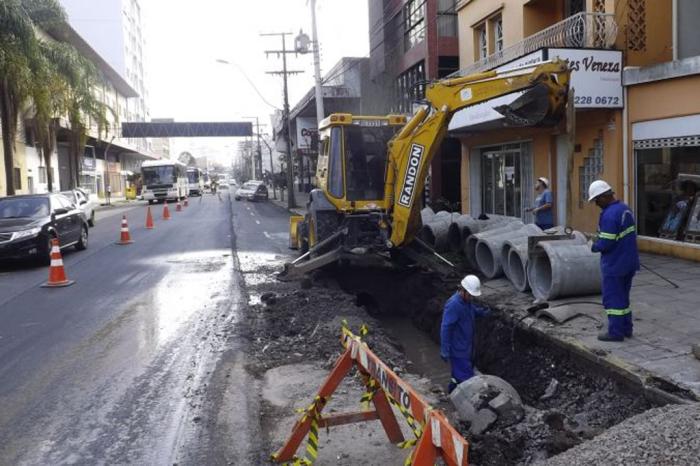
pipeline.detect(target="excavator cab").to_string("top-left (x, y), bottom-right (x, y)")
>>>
top-left (315, 114), bottom-right (406, 210)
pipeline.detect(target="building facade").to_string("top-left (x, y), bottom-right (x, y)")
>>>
top-left (368, 0), bottom-right (461, 204)
top-left (451, 0), bottom-right (700, 261)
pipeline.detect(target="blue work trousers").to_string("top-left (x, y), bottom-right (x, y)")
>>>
top-left (602, 273), bottom-right (635, 339)
top-left (448, 356), bottom-right (474, 393)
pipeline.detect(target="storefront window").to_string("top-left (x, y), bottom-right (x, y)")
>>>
top-left (636, 145), bottom-right (700, 241)
top-left (481, 143), bottom-right (527, 218)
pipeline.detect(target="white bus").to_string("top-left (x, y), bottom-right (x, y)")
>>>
top-left (140, 160), bottom-right (189, 204)
top-left (186, 167), bottom-right (205, 196)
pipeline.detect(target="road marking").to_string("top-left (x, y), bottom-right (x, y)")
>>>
top-left (255, 220), bottom-right (261, 225)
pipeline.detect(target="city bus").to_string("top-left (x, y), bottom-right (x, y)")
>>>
top-left (140, 160), bottom-right (189, 204)
top-left (186, 167), bottom-right (204, 196)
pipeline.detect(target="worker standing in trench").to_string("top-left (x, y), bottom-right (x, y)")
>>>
top-left (588, 180), bottom-right (640, 342)
top-left (440, 275), bottom-right (489, 393)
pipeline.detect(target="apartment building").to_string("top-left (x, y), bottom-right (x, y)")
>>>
top-left (369, 0), bottom-right (461, 204)
top-left (61, 0), bottom-right (150, 154)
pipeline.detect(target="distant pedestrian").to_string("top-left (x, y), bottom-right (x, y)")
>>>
top-left (106, 184), bottom-right (112, 206)
top-left (440, 275), bottom-right (489, 393)
top-left (527, 177), bottom-right (554, 230)
top-left (588, 180), bottom-right (640, 342)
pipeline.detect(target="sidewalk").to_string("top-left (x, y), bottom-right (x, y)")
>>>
top-left (479, 252), bottom-right (700, 401)
top-left (269, 189), bottom-right (307, 216)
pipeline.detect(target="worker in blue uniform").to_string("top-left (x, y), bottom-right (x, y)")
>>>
top-left (440, 275), bottom-right (489, 393)
top-left (588, 180), bottom-right (640, 342)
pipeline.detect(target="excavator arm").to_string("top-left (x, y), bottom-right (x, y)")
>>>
top-left (385, 60), bottom-right (571, 248)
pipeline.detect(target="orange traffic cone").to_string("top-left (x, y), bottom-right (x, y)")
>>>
top-left (116, 215), bottom-right (134, 245)
top-left (41, 239), bottom-right (75, 287)
top-left (176, 200), bottom-right (182, 212)
top-left (146, 206), bottom-right (155, 229)
top-left (163, 200), bottom-right (171, 220)
top-left (184, 197), bottom-right (189, 208)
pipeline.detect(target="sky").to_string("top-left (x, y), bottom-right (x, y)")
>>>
top-left (141, 0), bottom-right (371, 163)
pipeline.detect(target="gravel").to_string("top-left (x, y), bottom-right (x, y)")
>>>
top-left (541, 403), bottom-right (700, 465)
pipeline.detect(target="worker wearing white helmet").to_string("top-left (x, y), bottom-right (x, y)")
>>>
top-left (527, 177), bottom-right (554, 230)
top-left (588, 180), bottom-right (640, 342)
top-left (440, 275), bottom-right (489, 393)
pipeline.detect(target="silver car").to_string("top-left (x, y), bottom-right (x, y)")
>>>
top-left (61, 188), bottom-right (97, 227)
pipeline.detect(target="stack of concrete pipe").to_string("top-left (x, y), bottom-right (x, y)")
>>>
top-left (418, 211), bottom-right (460, 252)
top-left (527, 232), bottom-right (601, 301)
top-left (475, 224), bottom-right (543, 279)
top-left (463, 220), bottom-right (524, 270)
top-left (447, 214), bottom-right (512, 253)
top-left (502, 227), bottom-right (567, 292)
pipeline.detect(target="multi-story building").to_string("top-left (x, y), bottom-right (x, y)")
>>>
top-left (368, 0), bottom-right (461, 205)
top-left (0, 21), bottom-right (155, 199)
top-left (449, 0), bottom-right (699, 261)
top-left (60, 0), bottom-right (150, 154)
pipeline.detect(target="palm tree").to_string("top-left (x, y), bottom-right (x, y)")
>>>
top-left (0, 0), bottom-right (66, 195)
top-left (0, 0), bottom-right (39, 195)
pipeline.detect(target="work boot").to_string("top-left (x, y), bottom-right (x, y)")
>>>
top-left (598, 331), bottom-right (624, 342)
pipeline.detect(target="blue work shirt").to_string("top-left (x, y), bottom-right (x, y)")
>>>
top-left (535, 189), bottom-right (554, 227)
top-left (440, 292), bottom-right (489, 359)
top-left (592, 200), bottom-right (640, 276)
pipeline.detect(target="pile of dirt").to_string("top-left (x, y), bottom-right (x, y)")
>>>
top-left (541, 402), bottom-right (700, 465)
top-left (239, 264), bottom-right (409, 378)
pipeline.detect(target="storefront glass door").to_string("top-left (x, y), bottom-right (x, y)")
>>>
top-left (481, 143), bottom-right (526, 218)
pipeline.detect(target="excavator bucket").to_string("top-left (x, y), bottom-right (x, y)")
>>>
top-left (494, 82), bottom-right (566, 127)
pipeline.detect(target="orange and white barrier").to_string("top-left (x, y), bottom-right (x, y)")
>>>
top-left (176, 200), bottom-right (182, 212)
top-left (116, 215), bottom-right (134, 245)
top-left (41, 238), bottom-right (75, 288)
top-left (163, 201), bottom-right (171, 220)
top-left (272, 324), bottom-right (470, 466)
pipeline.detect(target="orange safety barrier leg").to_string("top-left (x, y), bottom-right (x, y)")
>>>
top-left (272, 348), bottom-right (354, 462)
top-left (410, 419), bottom-right (438, 466)
top-left (370, 383), bottom-right (405, 444)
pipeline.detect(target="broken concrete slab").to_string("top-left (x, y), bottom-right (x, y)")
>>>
top-left (450, 374), bottom-right (523, 433)
top-left (470, 408), bottom-right (498, 435)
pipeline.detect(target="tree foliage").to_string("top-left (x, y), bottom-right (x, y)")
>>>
top-left (1, 0), bottom-right (111, 194)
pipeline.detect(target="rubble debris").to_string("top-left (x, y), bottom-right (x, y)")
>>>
top-left (539, 378), bottom-right (559, 401)
top-left (449, 374), bottom-right (524, 434)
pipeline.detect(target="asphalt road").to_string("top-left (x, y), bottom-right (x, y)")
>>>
top-left (0, 190), bottom-right (294, 465)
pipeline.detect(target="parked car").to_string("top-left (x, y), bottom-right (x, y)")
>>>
top-left (61, 188), bottom-right (97, 226)
top-left (235, 180), bottom-right (269, 201)
top-left (0, 194), bottom-right (89, 265)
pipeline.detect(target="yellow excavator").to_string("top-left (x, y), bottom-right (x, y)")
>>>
top-left (283, 60), bottom-right (571, 278)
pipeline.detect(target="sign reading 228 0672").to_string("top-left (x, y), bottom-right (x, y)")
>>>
top-left (398, 144), bottom-right (425, 208)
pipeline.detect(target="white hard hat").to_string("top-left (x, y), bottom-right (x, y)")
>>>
top-left (460, 275), bottom-right (482, 296)
top-left (537, 177), bottom-right (549, 188)
top-left (588, 180), bottom-right (613, 202)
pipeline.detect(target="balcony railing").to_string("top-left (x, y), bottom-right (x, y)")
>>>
top-left (453, 12), bottom-right (618, 77)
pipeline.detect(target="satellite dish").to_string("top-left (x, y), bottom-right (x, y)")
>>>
top-left (295, 30), bottom-right (311, 54)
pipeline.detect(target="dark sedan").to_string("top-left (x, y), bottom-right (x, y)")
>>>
top-left (0, 194), bottom-right (89, 265)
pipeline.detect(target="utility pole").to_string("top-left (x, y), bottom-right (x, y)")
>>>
top-left (262, 32), bottom-right (304, 209)
top-left (310, 0), bottom-right (325, 126)
top-left (261, 137), bottom-right (277, 200)
top-left (243, 116), bottom-right (264, 179)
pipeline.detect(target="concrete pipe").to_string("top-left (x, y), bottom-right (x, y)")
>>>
top-left (463, 220), bottom-right (524, 270)
top-left (418, 212), bottom-right (459, 252)
top-left (475, 224), bottom-right (541, 279)
top-left (527, 234), bottom-right (600, 301)
top-left (420, 207), bottom-right (436, 225)
top-left (447, 215), bottom-right (512, 253)
top-left (502, 227), bottom-right (572, 291)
